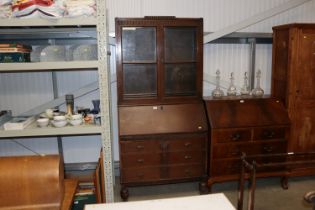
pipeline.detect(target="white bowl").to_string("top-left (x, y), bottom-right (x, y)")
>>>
top-left (51, 120), bottom-right (67, 128)
top-left (70, 119), bottom-right (82, 126)
top-left (53, 115), bottom-right (66, 121)
top-left (71, 114), bottom-right (82, 120)
top-left (37, 118), bottom-right (49, 127)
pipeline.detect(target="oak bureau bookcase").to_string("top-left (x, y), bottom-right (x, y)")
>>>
top-left (115, 16), bottom-right (208, 200)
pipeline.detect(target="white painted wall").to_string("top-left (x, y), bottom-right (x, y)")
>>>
top-left (1, 0), bottom-right (315, 162)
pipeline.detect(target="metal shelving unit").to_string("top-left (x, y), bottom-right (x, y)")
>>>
top-left (0, 123), bottom-right (102, 138)
top-left (0, 61), bottom-right (98, 72)
top-left (0, 1), bottom-right (114, 202)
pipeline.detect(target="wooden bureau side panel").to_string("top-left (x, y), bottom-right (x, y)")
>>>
top-left (211, 129), bottom-right (251, 143)
top-left (271, 28), bottom-right (290, 105)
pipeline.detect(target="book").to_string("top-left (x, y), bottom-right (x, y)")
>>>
top-left (0, 43), bottom-right (32, 50)
top-left (3, 116), bottom-right (35, 130)
top-left (0, 48), bottom-right (31, 53)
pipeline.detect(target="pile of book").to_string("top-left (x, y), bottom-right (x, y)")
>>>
top-left (0, 43), bottom-right (32, 62)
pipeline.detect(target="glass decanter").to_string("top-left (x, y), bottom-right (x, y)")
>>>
top-left (211, 69), bottom-right (224, 98)
top-left (251, 69), bottom-right (264, 97)
top-left (227, 72), bottom-right (237, 96)
top-left (240, 72), bottom-right (250, 95)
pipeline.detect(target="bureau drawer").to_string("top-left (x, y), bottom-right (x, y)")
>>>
top-left (120, 140), bottom-right (160, 154)
top-left (212, 141), bottom-right (287, 159)
top-left (121, 153), bottom-right (160, 168)
top-left (169, 164), bottom-right (205, 179)
top-left (212, 129), bottom-right (251, 143)
top-left (253, 127), bottom-right (287, 141)
top-left (211, 159), bottom-right (241, 176)
top-left (166, 136), bottom-right (206, 151)
top-left (213, 144), bottom-right (249, 159)
top-left (121, 150), bottom-right (205, 168)
top-left (259, 141), bottom-right (287, 154)
top-left (121, 167), bottom-right (160, 183)
top-left (167, 151), bottom-right (205, 164)
top-left (120, 135), bottom-right (207, 154)
top-left (121, 164), bottom-right (205, 183)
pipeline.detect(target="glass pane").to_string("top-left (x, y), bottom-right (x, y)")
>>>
top-left (123, 64), bottom-right (157, 97)
top-left (122, 27), bottom-right (156, 62)
top-left (164, 27), bottom-right (196, 62)
top-left (164, 64), bottom-right (196, 96)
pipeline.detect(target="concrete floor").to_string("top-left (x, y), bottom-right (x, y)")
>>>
top-left (114, 176), bottom-right (315, 210)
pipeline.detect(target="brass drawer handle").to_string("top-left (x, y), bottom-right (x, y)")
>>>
top-left (184, 155), bottom-right (192, 160)
top-left (231, 149), bottom-right (240, 156)
top-left (231, 133), bottom-right (241, 141)
top-left (263, 146), bottom-right (273, 153)
top-left (263, 130), bottom-right (275, 139)
top-left (137, 159), bottom-right (144, 163)
top-left (136, 145), bottom-right (144, 150)
top-left (184, 142), bottom-right (192, 147)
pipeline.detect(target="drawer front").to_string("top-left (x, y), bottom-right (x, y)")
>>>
top-left (166, 135), bottom-right (206, 151)
top-left (259, 141), bottom-right (287, 154)
top-left (121, 153), bottom-right (160, 168)
top-left (212, 141), bottom-right (287, 159)
top-left (167, 151), bottom-right (205, 164)
top-left (212, 129), bottom-right (251, 143)
top-left (121, 150), bottom-right (205, 167)
top-left (121, 167), bottom-right (160, 183)
top-left (120, 140), bottom-right (160, 154)
top-left (168, 164), bottom-right (205, 179)
top-left (120, 135), bottom-right (207, 154)
top-left (211, 159), bottom-right (241, 176)
top-left (253, 127), bottom-right (287, 141)
top-left (121, 164), bottom-right (205, 183)
top-left (213, 144), bottom-right (248, 159)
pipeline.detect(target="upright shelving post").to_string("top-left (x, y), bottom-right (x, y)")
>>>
top-left (96, 0), bottom-right (115, 202)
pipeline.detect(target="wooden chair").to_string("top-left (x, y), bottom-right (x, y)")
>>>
top-left (0, 155), bottom-right (78, 210)
top-left (304, 191), bottom-right (315, 210)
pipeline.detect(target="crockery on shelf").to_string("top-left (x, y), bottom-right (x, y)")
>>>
top-left (70, 119), bottom-right (82, 126)
top-left (51, 120), bottom-right (67, 128)
top-left (71, 114), bottom-right (82, 120)
top-left (36, 118), bottom-right (49, 127)
top-left (53, 115), bottom-right (66, 121)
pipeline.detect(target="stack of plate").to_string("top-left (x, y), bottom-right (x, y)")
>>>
top-left (40, 45), bottom-right (66, 62)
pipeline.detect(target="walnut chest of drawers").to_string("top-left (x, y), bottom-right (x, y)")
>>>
top-left (118, 103), bottom-right (208, 200)
top-left (205, 97), bottom-right (290, 189)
